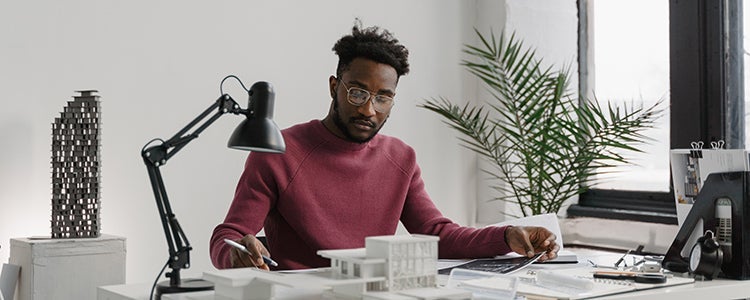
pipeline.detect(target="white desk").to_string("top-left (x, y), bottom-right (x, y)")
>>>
top-left (596, 278), bottom-right (750, 299)
top-left (98, 282), bottom-right (343, 300)
top-left (98, 248), bottom-right (750, 300)
top-left (97, 282), bottom-right (213, 300)
top-left (561, 248), bottom-right (750, 299)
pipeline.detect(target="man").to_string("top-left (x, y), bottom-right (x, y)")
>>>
top-left (210, 22), bottom-right (559, 270)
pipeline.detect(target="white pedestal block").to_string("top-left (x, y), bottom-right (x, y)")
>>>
top-left (9, 234), bottom-right (126, 300)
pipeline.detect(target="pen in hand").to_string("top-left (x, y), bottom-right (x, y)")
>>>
top-left (223, 238), bottom-right (279, 267)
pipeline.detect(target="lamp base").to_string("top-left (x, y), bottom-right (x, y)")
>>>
top-left (155, 278), bottom-right (214, 299)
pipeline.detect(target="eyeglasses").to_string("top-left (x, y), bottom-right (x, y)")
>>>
top-left (338, 80), bottom-right (395, 113)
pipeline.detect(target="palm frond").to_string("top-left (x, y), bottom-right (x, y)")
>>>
top-left (419, 30), bottom-right (664, 216)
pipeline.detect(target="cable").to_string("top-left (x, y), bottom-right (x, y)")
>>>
top-left (219, 75), bottom-right (249, 95)
top-left (149, 259), bottom-right (170, 300)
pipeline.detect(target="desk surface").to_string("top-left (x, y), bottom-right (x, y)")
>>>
top-left (98, 247), bottom-right (750, 300)
top-left (561, 248), bottom-right (750, 300)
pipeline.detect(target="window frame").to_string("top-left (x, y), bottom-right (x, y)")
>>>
top-left (568, 0), bottom-right (745, 224)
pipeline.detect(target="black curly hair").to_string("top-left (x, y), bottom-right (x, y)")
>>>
top-left (332, 20), bottom-right (410, 79)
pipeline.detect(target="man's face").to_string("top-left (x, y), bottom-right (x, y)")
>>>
top-left (328, 57), bottom-right (398, 143)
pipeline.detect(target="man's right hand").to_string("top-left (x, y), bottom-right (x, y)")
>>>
top-left (229, 235), bottom-right (271, 270)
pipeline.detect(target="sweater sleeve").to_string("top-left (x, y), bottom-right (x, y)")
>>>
top-left (209, 152), bottom-right (278, 269)
top-left (399, 165), bottom-right (512, 258)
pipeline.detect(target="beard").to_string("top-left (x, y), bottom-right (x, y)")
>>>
top-left (331, 96), bottom-right (386, 143)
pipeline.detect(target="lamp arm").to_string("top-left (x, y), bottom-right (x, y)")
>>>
top-left (143, 162), bottom-right (188, 285)
top-left (140, 94), bottom-right (243, 287)
top-left (160, 95), bottom-right (245, 163)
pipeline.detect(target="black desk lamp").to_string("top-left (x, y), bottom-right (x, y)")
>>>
top-left (140, 76), bottom-right (285, 299)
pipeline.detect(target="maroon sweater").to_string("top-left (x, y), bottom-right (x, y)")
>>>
top-left (210, 120), bottom-right (511, 270)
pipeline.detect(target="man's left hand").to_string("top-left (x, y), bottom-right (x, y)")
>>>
top-left (505, 225), bottom-right (560, 262)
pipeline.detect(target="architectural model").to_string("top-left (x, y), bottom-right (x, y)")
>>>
top-left (50, 90), bottom-right (101, 238)
top-left (201, 234), bottom-right (472, 300)
top-left (319, 234), bottom-right (440, 295)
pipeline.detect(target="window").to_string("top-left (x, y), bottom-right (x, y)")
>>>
top-left (588, 0), bottom-right (670, 192)
top-left (745, 3), bottom-right (750, 149)
top-left (367, 281), bottom-right (386, 291)
top-left (570, 0), bottom-right (744, 224)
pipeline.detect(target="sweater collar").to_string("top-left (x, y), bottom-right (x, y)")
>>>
top-left (311, 120), bottom-right (377, 151)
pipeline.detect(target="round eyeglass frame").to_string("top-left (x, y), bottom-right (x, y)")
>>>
top-left (338, 79), bottom-right (395, 113)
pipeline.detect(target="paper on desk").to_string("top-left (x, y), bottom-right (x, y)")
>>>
top-left (437, 259), bottom-right (471, 271)
top-left (486, 213), bottom-right (564, 252)
top-left (515, 267), bottom-right (694, 300)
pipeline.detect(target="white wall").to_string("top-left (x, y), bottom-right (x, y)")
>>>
top-left (0, 0), bottom-right (577, 283)
top-left (471, 0), bottom-right (580, 224)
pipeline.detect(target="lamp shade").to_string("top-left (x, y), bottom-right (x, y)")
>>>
top-left (227, 81), bottom-right (286, 153)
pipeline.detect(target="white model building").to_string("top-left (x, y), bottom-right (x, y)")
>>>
top-left (318, 234), bottom-right (439, 296)
top-left (201, 234), bottom-right (471, 300)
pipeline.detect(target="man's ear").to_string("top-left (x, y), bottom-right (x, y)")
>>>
top-left (329, 75), bottom-right (337, 98)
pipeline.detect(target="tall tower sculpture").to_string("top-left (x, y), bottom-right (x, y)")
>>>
top-left (50, 90), bottom-right (101, 238)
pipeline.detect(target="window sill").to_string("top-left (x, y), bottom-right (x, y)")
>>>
top-left (566, 204), bottom-right (677, 224)
top-left (560, 216), bottom-right (679, 254)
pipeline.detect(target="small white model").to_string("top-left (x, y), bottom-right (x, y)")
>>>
top-left (318, 234), bottom-right (439, 297)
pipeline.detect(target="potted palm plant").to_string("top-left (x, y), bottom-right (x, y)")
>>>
top-left (420, 30), bottom-right (664, 217)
